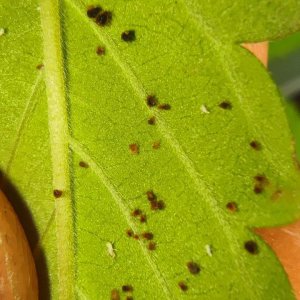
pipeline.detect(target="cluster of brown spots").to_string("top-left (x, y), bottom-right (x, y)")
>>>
top-left (226, 201), bottom-right (238, 212)
top-left (87, 5), bottom-right (112, 27)
top-left (219, 101), bottom-right (232, 110)
top-left (53, 189), bottom-right (63, 198)
top-left (121, 30), bottom-right (136, 42)
top-left (131, 209), bottom-right (147, 223)
top-left (244, 240), bottom-right (259, 255)
top-left (146, 190), bottom-right (165, 211)
top-left (79, 161), bottom-right (89, 168)
top-left (152, 141), bottom-right (161, 150)
top-left (129, 143), bottom-right (139, 155)
top-left (147, 241), bottom-right (156, 251)
top-left (111, 289), bottom-right (120, 300)
top-left (178, 281), bottom-right (188, 292)
top-left (250, 140), bottom-right (262, 151)
top-left (148, 116), bottom-right (156, 125)
top-left (146, 95), bottom-right (171, 111)
top-left (96, 46), bottom-right (105, 56)
top-left (187, 261), bottom-right (201, 275)
top-left (253, 174), bottom-right (269, 194)
top-left (36, 63), bottom-right (44, 70)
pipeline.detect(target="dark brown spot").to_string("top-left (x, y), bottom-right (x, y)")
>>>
top-left (158, 103), bottom-right (171, 110)
top-left (254, 174), bottom-right (268, 184)
top-left (96, 11), bottom-right (112, 26)
top-left (187, 261), bottom-right (200, 275)
top-left (87, 6), bottom-right (102, 18)
top-left (126, 229), bottom-right (134, 237)
top-left (244, 240), bottom-right (259, 254)
top-left (142, 232), bottom-right (153, 240)
top-left (53, 189), bottom-right (63, 198)
top-left (253, 185), bottom-right (263, 194)
top-left (219, 101), bottom-right (232, 110)
top-left (121, 30), bottom-right (136, 42)
top-left (140, 214), bottom-right (147, 223)
top-left (79, 161), bottom-right (89, 168)
top-left (126, 297), bottom-right (133, 300)
top-left (129, 143), bottom-right (139, 155)
top-left (157, 200), bottom-right (165, 210)
top-left (226, 202), bottom-right (237, 212)
top-left (146, 95), bottom-right (158, 107)
top-left (133, 234), bottom-right (140, 240)
top-left (146, 190), bottom-right (157, 201)
top-left (150, 200), bottom-right (159, 210)
top-left (36, 63), bottom-right (44, 70)
top-left (148, 241), bottom-right (156, 250)
top-left (96, 46), bottom-right (105, 56)
top-left (147, 116), bottom-right (156, 125)
top-left (131, 209), bottom-right (142, 217)
top-left (122, 285), bottom-right (133, 292)
top-left (152, 141), bottom-right (161, 150)
top-left (250, 140), bottom-right (262, 151)
top-left (111, 289), bottom-right (120, 300)
top-left (178, 281), bottom-right (188, 292)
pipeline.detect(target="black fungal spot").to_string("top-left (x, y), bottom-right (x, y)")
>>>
top-left (96, 46), bottom-right (106, 56)
top-left (148, 241), bottom-right (156, 250)
top-left (126, 229), bottom-right (134, 237)
top-left (87, 6), bottom-right (102, 18)
top-left (121, 30), bottom-right (136, 42)
top-left (131, 209), bottom-right (142, 217)
top-left (129, 143), bottom-right (139, 155)
top-left (250, 140), bottom-right (262, 151)
top-left (148, 116), bottom-right (156, 125)
top-left (219, 101), bottom-right (232, 110)
top-left (122, 285), bottom-right (133, 292)
top-left (187, 261), bottom-right (200, 275)
top-left (146, 190), bottom-right (157, 202)
top-left (146, 95), bottom-right (158, 107)
top-left (140, 214), bottom-right (147, 223)
top-left (79, 161), bottom-right (89, 168)
top-left (178, 281), bottom-right (188, 292)
top-left (96, 11), bottom-right (112, 26)
top-left (158, 103), bottom-right (171, 110)
top-left (36, 63), bottom-right (44, 70)
top-left (111, 289), bottom-right (120, 300)
top-left (226, 202), bottom-right (238, 212)
top-left (244, 240), bottom-right (259, 255)
top-left (253, 185), bottom-right (263, 194)
top-left (53, 189), bottom-right (63, 198)
top-left (142, 232), bottom-right (154, 240)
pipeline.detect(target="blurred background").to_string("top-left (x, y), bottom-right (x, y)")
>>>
top-left (269, 32), bottom-right (300, 159)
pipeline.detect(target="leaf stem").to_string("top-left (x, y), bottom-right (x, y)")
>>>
top-left (39, 0), bottom-right (74, 299)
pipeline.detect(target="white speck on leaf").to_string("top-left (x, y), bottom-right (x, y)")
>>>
top-left (106, 242), bottom-right (116, 258)
top-left (205, 244), bottom-right (213, 256)
top-left (200, 104), bottom-right (210, 114)
top-left (0, 28), bottom-right (5, 36)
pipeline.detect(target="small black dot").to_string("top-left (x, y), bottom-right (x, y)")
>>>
top-left (187, 261), bottom-right (200, 274)
top-left (226, 202), bottom-right (237, 212)
top-left (250, 140), bottom-right (262, 151)
top-left (219, 101), bottom-right (232, 110)
top-left (96, 46), bottom-right (106, 56)
top-left (148, 116), bottom-right (156, 125)
top-left (95, 11), bottom-right (112, 26)
top-left (121, 30), bottom-right (136, 42)
top-left (87, 6), bottom-right (102, 18)
top-left (244, 240), bottom-right (259, 254)
top-left (79, 161), bottom-right (89, 168)
top-left (254, 185), bottom-right (263, 194)
top-left (178, 281), bottom-right (188, 292)
top-left (53, 189), bottom-right (63, 198)
top-left (146, 95), bottom-right (158, 107)
top-left (122, 285), bottom-right (133, 292)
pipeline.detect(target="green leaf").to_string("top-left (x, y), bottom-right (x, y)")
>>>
top-left (1, 0), bottom-right (300, 299)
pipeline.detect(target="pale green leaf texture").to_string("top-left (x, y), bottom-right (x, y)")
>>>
top-left (1, 1), bottom-right (300, 299)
